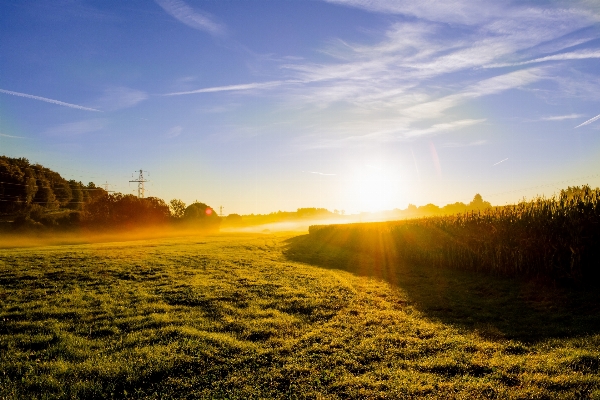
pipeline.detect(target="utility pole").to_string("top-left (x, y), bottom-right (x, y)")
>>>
top-left (219, 206), bottom-right (224, 217)
top-left (129, 170), bottom-right (148, 198)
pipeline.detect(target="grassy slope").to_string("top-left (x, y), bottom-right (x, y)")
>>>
top-left (0, 233), bottom-right (599, 399)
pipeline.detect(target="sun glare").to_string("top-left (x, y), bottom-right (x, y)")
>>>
top-left (347, 164), bottom-right (402, 213)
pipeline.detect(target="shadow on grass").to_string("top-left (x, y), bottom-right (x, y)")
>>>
top-left (284, 234), bottom-right (600, 343)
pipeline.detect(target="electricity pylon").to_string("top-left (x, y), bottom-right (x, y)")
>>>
top-left (129, 170), bottom-right (148, 198)
top-left (101, 181), bottom-right (115, 193)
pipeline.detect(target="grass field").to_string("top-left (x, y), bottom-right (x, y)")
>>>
top-left (1, 232), bottom-right (600, 399)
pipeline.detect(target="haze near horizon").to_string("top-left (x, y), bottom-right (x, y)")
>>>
top-left (1, 0), bottom-right (600, 214)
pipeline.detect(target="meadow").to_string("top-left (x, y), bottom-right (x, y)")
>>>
top-left (1, 231), bottom-right (599, 399)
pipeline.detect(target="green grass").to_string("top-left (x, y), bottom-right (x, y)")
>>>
top-left (1, 232), bottom-right (599, 398)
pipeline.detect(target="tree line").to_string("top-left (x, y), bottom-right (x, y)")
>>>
top-left (0, 156), bottom-right (219, 231)
top-left (0, 155), bottom-right (498, 232)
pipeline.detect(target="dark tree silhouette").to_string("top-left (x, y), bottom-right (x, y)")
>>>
top-left (84, 194), bottom-right (170, 229)
top-left (68, 180), bottom-right (84, 210)
top-left (183, 202), bottom-right (221, 231)
top-left (469, 193), bottom-right (492, 210)
top-left (225, 213), bottom-right (243, 225)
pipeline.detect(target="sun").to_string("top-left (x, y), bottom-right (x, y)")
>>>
top-left (347, 164), bottom-right (402, 213)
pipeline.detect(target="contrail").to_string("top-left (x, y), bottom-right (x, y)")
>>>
top-left (493, 158), bottom-right (508, 166)
top-left (574, 113), bottom-right (600, 128)
top-left (0, 89), bottom-right (101, 112)
top-left (302, 171), bottom-right (336, 176)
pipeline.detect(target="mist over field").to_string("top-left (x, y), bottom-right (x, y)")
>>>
top-left (2, 0), bottom-right (600, 398)
top-left (2, 0), bottom-right (600, 213)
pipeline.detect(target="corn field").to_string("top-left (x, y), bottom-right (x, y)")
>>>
top-left (309, 186), bottom-right (600, 283)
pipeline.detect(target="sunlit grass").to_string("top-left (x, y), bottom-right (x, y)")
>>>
top-left (1, 232), bottom-right (599, 398)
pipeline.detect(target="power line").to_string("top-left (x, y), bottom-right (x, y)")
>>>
top-left (0, 181), bottom-right (105, 190)
top-left (0, 199), bottom-right (87, 203)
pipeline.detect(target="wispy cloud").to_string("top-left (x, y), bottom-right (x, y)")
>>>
top-left (164, 81), bottom-right (288, 96)
top-left (541, 114), bottom-right (584, 121)
top-left (0, 88), bottom-right (101, 112)
top-left (406, 119), bottom-right (487, 138)
top-left (44, 119), bottom-right (106, 137)
top-left (302, 171), bottom-right (336, 176)
top-left (296, 118), bottom-right (487, 149)
top-left (442, 140), bottom-right (486, 148)
top-left (95, 87), bottom-right (148, 111)
top-left (485, 49), bottom-right (600, 69)
top-left (0, 132), bottom-right (26, 139)
top-left (155, 0), bottom-right (225, 36)
top-left (166, 125), bottom-right (182, 138)
top-left (281, 2), bottom-right (593, 103)
top-left (270, 0), bottom-right (597, 146)
top-left (575, 113), bottom-right (600, 128)
top-left (179, 0), bottom-right (598, 148)
top-left (551, 74), bottom-right (600, 102)
top-left (274, 14), bottom-right (564, 114)
top-left (403, 68), bottom-right (544, 119)
top-left (322, 0), bottom-right (504, 25)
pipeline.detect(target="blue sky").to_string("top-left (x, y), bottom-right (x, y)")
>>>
top-left (1, 0), bottom-right (600, 214)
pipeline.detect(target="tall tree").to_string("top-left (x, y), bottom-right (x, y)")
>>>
top-left (469, 194), bottom-right (492, 210)
top-left (68, 180), bottom-right (84, 210)
top-left (54, 181), bottom-right (72, 206)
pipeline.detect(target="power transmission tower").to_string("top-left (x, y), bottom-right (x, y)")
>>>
top-left (219, 206), bottom-right (224, 217)
top-left (100, 181), bottom-right (115, 193)
top-left (129, 170), bottom-right (148, 198)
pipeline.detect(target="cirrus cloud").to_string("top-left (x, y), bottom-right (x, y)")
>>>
top-left (155, 0), bottom-right (225, 36)
top-left (44, 119), bottom-right (107, 137)
top-left (95, 87), bottom-right (148, 111)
